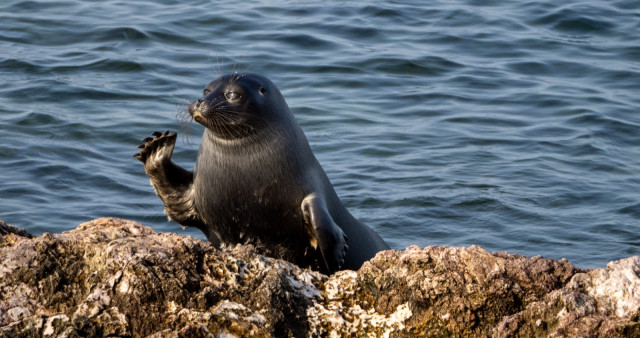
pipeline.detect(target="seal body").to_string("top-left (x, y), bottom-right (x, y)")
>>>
top-left (135, 73), bottom-right (388, 274)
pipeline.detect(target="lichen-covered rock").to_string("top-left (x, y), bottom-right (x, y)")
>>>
top-left (306, 245), bottom-right (580, 336)
top-left (0, 220), bottom-right (33, 242)
top-left (1, 218), bottom-right (639, 337)
top-left (0, 218), bottom-right (324, 337)
top-left (493, 256), bottom-right (640, 337)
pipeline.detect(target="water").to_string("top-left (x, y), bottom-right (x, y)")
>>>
top-left (1, 0), bottom-right (639, 268)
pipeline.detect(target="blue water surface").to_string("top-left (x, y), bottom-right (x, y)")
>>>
top-left (1, 0), bottom-right (639, 268)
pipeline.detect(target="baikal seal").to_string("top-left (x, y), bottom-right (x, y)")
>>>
top-left (135, 73), bottom-right (388, 274)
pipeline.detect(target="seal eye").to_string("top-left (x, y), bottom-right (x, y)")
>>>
top-left (225, 91), bottom-right (239, 100)
top-left (259, 87), bottom-right (267, 95)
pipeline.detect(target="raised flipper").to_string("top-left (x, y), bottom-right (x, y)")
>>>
top-left (134, 131), bottom-right (205, 229)
top-left (301, 194), bottom-right (349, 273)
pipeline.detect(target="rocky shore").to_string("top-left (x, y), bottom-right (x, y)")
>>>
top-left (1, 218), bottom-right (638, 337)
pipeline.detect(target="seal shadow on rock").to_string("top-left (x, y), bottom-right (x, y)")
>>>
top-left (135, 73), bottom-right (389, 274)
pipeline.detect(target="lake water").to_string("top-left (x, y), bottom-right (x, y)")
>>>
top-left (1, 0), bottom-right (638, 268)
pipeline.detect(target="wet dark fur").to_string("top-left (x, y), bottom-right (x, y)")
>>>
top-left (135, 73), bottom-right (388, 274)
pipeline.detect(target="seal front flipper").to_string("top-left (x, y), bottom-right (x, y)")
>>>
top-left (134, 131), bottom-right (205, 230)
top-left (301, 194), bottom-right (349, 273)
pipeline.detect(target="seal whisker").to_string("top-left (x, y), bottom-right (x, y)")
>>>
top-left (208, 108), bottom-right (247, 139)
top-left (196, 99), bottom-right (277, 139)
top-left (216, 107), bottom-right (270, 125)
top-left (215, 54), bottom-right (223, 78)
top-left (177, 102), bottom-right (197, 144)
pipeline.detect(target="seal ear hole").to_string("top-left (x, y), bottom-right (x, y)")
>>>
top-left (259, 87), bottom-right (267, 95)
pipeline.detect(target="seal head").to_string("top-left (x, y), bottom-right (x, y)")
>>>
top-left (189, 74), bottom-right (287, 140)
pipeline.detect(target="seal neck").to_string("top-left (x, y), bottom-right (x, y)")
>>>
top-left (202, 123), bottom-right (292, 152)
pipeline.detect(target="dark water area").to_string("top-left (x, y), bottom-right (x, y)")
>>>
top-left (1, 0), bottom-right (639, 268)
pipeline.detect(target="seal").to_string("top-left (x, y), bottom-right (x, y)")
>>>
top-left (135, 73), bottom-right (388, 274)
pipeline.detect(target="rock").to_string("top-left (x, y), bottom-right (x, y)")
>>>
top-left (0, 218), bottom-right (321, 337)
top-left (0, 220), bottom-right (33, 240)
top-left (307, 246), bottom-right (579, 336)
top-left (1, 218), bottom-right (638, 337)
top-left (493, 256), bottom-right (640, 337)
